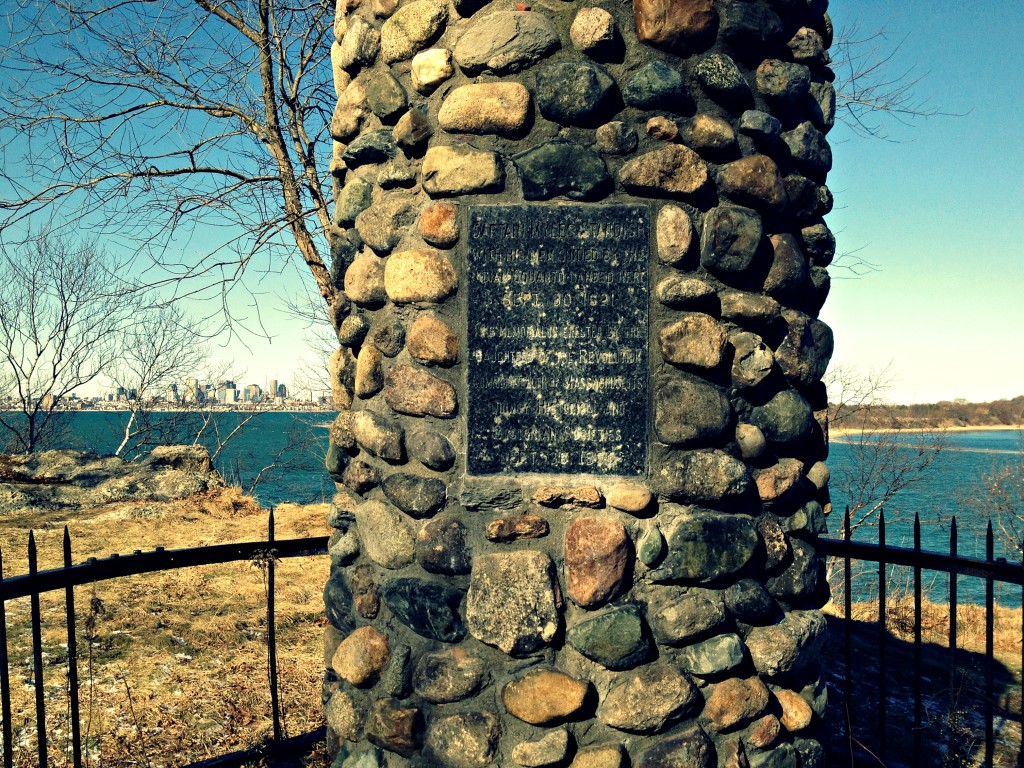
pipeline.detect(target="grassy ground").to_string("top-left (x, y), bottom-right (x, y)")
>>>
top-left (3, 491), bottom-right (1021, 767)
top-left (822, 595), bottom-right (1023, 767)
top-left (0, 487), bottom-right (331, 767)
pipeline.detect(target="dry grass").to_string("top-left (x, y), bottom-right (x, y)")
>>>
top-left (0, 487), bottom-right (331, 767)
top-left (822, 596), bottom-right (1023, 767)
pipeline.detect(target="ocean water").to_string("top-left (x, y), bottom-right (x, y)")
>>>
top-left (47, 410), bottom-right (336, 507)
top-left (29, 413), bottom-right (1024, 604)
top-left (828, 428), bottom-right (1023, 606)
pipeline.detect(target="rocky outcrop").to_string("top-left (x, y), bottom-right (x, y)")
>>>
top-left (0, 446), bottom-right (224, 516)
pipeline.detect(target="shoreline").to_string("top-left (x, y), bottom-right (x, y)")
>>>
top-left (830, 424), bottom-right (1022, 438)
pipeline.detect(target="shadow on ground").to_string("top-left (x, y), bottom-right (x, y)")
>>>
top-left (823, 614), bottom-right (1022, 767)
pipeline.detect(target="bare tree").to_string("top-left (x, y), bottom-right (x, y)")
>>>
top-left (0, 0), bottom-right (339, 327)
top-left (831, 23), bottom-right (958, 140)
top-left (977, 432), bottom-right (1024, 560)
top-left (826, 364), bottom-right (947, 536)
top-left (0, 234), bottom-right (138, 451)
top-left (105, 303), bottom-right (210, 457)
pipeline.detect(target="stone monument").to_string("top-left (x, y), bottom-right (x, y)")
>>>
top-left (323, 0), bottom-right (837, 764)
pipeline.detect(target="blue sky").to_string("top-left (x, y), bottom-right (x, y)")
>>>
top-left (79, 1), bottom-right (1024, 404)
top-left (820, 1), bottom-right (1024, 403)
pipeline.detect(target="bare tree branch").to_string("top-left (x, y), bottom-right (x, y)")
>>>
top-left (0, 0), bottom-right (338, 325)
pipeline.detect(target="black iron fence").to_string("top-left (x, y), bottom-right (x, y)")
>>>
top-left (821, 508), bottom-right (1024, 768)
top-left (1, 509), bottom-right (1022, 768)
top-left (0, 512), bottom-right (328, 768)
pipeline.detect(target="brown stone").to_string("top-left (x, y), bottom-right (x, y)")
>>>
top-left (534, 486), bottom-right (603, 508)
top-left (788, 26), bottom-right (826, 64)
top-left (776, 689), bottom-right (814, 732)
top-left (344, 253), bottom-right (386, 306)
top-left (718, 155), bottom-right (786, 211)
top-left (422, 145), bottom-right (505, 197)
top-left (332, 626), bottom-right (390, 686)
top-left (354, 344), bottom-right (384, 398)
top-left (571, 744), bottom-right (625, 768)
top-left (465, 551), bottom-right (560, 655)
top-left (605, 483), bottom-right (653, 514)
top-left (633, 0), bottom-right (716, 50)
top-left (720, 738), bottom-right (749, 768)
top-left (383, 365), bottom-right (457, 417)
top-left (329, 411), bottom-right (356, 451)
top-left (656, 204), bottom-right (694, 266)
top-left (485, 514), bottom-right (549, 542)
top-left (384, 249), bottom-right (456, 304)
top-left (620, 144), bottom-right (709, 197)
top-left (425, 712), bottom-right (501, 768)
top-left (703, 677), bottom-right (770, 731)
top-left (681, 114), bottom-right (736, 152)
top-left (394, 106), bottom-right (432, 149)
top-left (379, 0), bottom-right (447, 63)
top-left (328, 347), bottom-right (355, 409)
top-left (325, 689), bottom-right (362, 742)
top-left (512, 729), bottom-right (570, 767)
top-left (418, 202), bottom-right (459, 248)
top-left (753, 458), bottom-right (804, 502)
top-left (570, 7), bottom-right (616, 53)
top-left (758, 516), bottom-right (789, 570)
top-left (352, 410), bottom-right (404, 462)
top-left (659, 313), bottom-right (729, 368)
top-left (598, 662), bottom-right (699, 734)
top-left (407, 315), bottom-right (458, 366)
top-left (438, 82), bottom-right (531, 135)
top-left (646, 115), bottom-right (678, 140)
top-left (351, 563), bottom-right (380, 619)
top-left (747, 714), bottom-right (782, 749)
top-left (365, 698), bottom-right (421, 758)
top-left (564, 517), bottom-right (630, 608)
top-left (502, 669), bottom-right (589, 725)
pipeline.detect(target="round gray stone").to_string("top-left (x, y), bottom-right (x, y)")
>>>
top-left (654, 370), bottom-right (733, 446)
top-left (652, 511), bottom-right (759, 583)
top-left (678, 632), bottom-right (746, 676)
top-left (535, 61), bottom-right (616, 125)
top-left (416, 516), bottom-right (472, 575)
top-left (513, 139), bottom-right (610, 201)
top-left (381, 473), bottom-right (447, 518)
top-left (622, 60), bottom-right (687, 112)
top-left (453, 11), bottom-right (560, 75)
top-left (566, 604), bottom-right (651, 670)
top-left (750, 389), bottom-right (815, 446)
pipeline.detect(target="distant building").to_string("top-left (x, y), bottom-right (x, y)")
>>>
top-left (276, 383), bottom-right (288, 399)
top-left (183, 378), bottom-right (201, 403)
top-left (268, 379), bottom-right (278, 401)
top-left (216, 386), bottom-right (238, 404)
top-left (243, 384), bottom-right (263, 402)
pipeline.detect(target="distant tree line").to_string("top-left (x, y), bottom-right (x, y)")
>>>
top-left (831, 395), bottom-right (1024, 432)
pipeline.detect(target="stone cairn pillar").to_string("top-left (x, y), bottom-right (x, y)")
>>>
top-left (323, 0), bottom-right (837, 765)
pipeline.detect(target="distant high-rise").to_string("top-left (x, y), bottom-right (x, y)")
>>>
top-left (277, 383), bottom-right (288, 399)
top-left (268, 379), bottom-right (278, 400)
top-left (184, 378), bottom-right (201, 403)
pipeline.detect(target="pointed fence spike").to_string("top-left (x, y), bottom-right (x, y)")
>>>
top-left (0, 540), bottom-right (12, 768)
